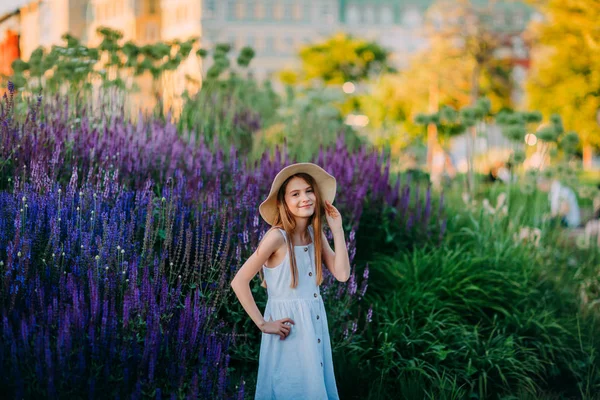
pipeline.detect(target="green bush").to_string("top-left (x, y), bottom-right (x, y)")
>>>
top-left (336, 192), bottom-right (600, 399)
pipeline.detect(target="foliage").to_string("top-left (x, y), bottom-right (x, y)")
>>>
top-left (337, 189), bottom-right (600, 399)
top-left (525, 0), bottom-right (600, 150)
top-left (415, 98), bottom-right (493, 146)
top-left (6, 28), bottom-right (197, 95)
top-left (423, 0), bottom-right (521, 109)
top-left (177, 75), bottom-right (366, 162)
top-left (279, 32), bottom-right (392, 86)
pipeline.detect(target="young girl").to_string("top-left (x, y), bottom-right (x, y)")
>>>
top-left (231, 163), bottom-right (350, 400)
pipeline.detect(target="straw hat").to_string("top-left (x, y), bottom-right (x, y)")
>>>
top-left (259, 163), bottom-right (337, 226)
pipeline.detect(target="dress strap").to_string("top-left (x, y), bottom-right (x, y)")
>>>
top-left (277, 228), bottom-right (288, 244)
top-left (308, 225), bottom-right (314, 242)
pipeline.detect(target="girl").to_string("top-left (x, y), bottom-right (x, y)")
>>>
top-left (231, 163), bottom-right (350, 400)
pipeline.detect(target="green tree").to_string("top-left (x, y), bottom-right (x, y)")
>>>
top-left (280, 32), bottom-right (392, 85)
top-left (525, 0), bottom-right (600, 169)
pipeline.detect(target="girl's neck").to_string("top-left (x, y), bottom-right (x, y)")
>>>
top-left (290, 221), bottom-right (311, 245)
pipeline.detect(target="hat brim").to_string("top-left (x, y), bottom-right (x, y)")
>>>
top-left (259, 163), bottom-right (336, 226)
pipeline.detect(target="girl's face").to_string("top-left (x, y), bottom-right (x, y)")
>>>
top-left (284, 176), bottom-right (316, 220)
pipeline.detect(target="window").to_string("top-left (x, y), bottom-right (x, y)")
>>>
top-left (274, 36), bottom-right (282, 52)
top-left (205, 0), bottom-right (216, 18)
top-left (256, 2), bottom-right (265, 18)
top-left (284, 1), bottom-right (292, 19)
top-left (146, 22), bottom-right (158, 41)
top-left (285, 36), bottom-right (294, 52)
top-left (273, 2), bottom-right (283, 19)
top-left (266, 36), bottom-right (274, 53)
top-left (365, 6), bottom-right (375, 24)
top-left (256, 36), bottom-right (265, 51)
top-left (148, 0), bottom-right (157, 14)
top-left (247, 35), bottom-right (255, 48)
top-left (347, 5), bottom-right (360, 24)
top-left (247, 1), bottom-right (255, 19)
top-left (183, 5), bottom-right (188, 22)
top-left (322, 3), bottom-right (333, 23)
top-left (380, 6), bottom-right (393, 24)
top-left (235, 2), bottom-right (246, 19)
top-left (292, 3), bottom-right (302, 20)
top-left (403, 8), bottom-right (421, 28)
top-left (303, 2), bottom-right (311, 21)
top-left (264, 0), bottom-right (273, 18)
top-left (226, 0), bottom-right (236, 19)
top-left (237, 36), bottom-right (246, 49)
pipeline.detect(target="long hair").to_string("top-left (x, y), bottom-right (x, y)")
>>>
top-left (258, 173), bottom-right (325, 289)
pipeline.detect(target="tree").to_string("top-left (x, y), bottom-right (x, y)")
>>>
top-left (279, 32), bottom-right (392, 85)
top-left (417, 0), bottom-right (527, 191)
top-left (525, 0), bottom-right (600, 169)
top-left (426, 0), bottom-right (519, 109)
top-left (355, 0), bottom-right (518, 185)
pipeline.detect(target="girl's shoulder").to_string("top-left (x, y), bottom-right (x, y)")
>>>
top-left (261, 227), bottom-right (287, 247)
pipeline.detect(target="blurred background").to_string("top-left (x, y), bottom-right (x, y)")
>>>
top-left (3, 2), bottom-right (600, 399)
top-left (2, 0), bottom-right (599, 180)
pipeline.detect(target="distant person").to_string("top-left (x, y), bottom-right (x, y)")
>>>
top-left (537, 177), bottom-right (581, 228)
top-left (487, 161), bottom-right (513, 184)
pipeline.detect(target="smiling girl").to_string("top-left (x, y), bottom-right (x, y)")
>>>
top-left (231, 163), bottom-right (350, 399)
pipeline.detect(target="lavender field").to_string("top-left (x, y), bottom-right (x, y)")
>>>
top-left (0, 83), bottom-right (446, 399)
top-left (2, 68), bottom-right (600, 399)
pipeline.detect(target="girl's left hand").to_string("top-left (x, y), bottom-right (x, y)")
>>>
top-left (324, 200), bottom-right (343, 232)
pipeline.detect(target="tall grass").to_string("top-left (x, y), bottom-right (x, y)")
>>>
top-left (334, 188), bottom-right (600, 399)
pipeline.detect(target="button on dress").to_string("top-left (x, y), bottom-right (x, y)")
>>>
top-left (255, 226), bottom-right (340, 400)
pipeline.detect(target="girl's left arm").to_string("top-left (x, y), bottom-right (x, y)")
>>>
top-left (322, 201), bottom-right (350, 282)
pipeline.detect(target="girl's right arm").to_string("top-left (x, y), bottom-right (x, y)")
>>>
top-left (230, 229), bottom-right (294, 340)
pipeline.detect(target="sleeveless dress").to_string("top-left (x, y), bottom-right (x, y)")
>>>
top-left (254, 226), bottom-right (340, 400)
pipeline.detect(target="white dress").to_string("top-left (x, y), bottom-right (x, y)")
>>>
top-left (254, 226), bottom-right (340, 400)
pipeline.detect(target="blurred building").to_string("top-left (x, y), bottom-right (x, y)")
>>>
top-left (86, 0), bottom-right (161, 46)
top-left (1, 0), bottom-right (534, 107)
top-left (19, 0), bottom-right (88, 59)
top-left (337, 0), bottom-right (431, 69)
top-left (0, 0), bottom-right (89, 78)
top-left (0, 10), bottom-right (20, 77)
top-left (201, 0), bottom-right (533, 85)
top-left (201, 0), bottom-right (339, 81)
top-left (85, 0), bottom-right (202, 110)
top-left (0, 0), bottom-right (203, 111)
top-left (201, 0), bottom-right (435, 80)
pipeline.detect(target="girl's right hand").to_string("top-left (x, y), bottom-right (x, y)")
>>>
top-left (261, 318), bottom-right (295, 340)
